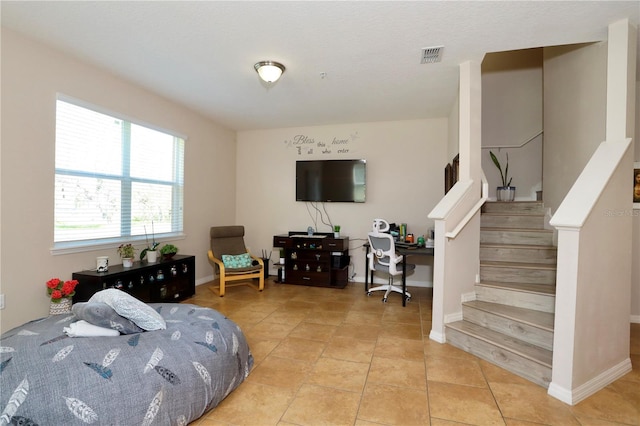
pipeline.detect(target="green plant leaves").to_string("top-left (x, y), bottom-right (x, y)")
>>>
top-left (489, 150), bottom-right (512, 187)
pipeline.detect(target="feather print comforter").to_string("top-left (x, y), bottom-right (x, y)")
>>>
top-left (0, 303), bottom-right (253, 425)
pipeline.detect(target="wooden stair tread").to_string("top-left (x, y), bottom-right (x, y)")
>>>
top-left (480, 242), bottom-right (557, 250)
top-left (484, 201), bottom-right (543, 206)
top-left (482, 212), bottom-right (545, 217)
top-left (480, 260), bottom-right (557, 270)
top-left (477, 281), bottom-right (556, 295)
top-left (446, 320), bottom-right (553, 367)
top-left (481, 226), bottom-right (553, 233)
top-left (464, 300), bottom-right (555, 331)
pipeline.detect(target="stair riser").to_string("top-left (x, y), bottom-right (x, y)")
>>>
top-left (481, 230), bottom-right (554, 246)
top-left (445, 326), bottom-right (551, 388)
top-left (462, 305), bottom-right (553, 351)
top-left (480, 265), bottom-right (556, 285)
top-left (475, 285), bottom-right (555, 313)
top-left (481, 214), bottom-right (545, 229)
top-left (482, 202), bottom-right (546, 214)
top-left (480, 246), bottom-right (557, 265)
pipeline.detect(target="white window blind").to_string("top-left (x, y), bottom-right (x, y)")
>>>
top-left (54, 98), bottom-right (184, 250)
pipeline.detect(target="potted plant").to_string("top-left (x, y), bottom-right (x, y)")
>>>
top-left (333, 225), bottom-right (341, 238)
top-left (117, 243), bottom-right (136, 267)
top-left (160, 243), bottom-right (178, 260)
top-left (489, 150), bottom-right (515, 202)
top-left (46, 277), bottom-right (79, 315)
top-left (140, 223), bottom-right (159, 263)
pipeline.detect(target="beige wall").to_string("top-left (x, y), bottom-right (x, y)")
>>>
top-left (633, 82), bottom-right (640, 321)
top-left (235, 119), bottom-right (448, 287)
top-left (543, 42), bottom-right (608, 213)
top-left (2, 27), bottom-right (637, 335)
top-left (428, 61), bottom-right (483, 342)
top-left (0, 30), bottom-right (237, 332)
top-left (447, 94), bottom-right (460, 163)
top-left (481, 49), bottom-right (543, 200)
top-left (543, 39), bottom-right (640, 322)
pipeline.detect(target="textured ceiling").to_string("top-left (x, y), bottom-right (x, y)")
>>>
top-left (2, 1), bottom-right (639, 131)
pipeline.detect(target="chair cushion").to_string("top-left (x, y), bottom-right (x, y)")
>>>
top-left (225, 265), bottom-right (262, 274)
top-left (222, 253), bottom-right (253, 268)
top-left (210, 226), bottom-right (248, 258)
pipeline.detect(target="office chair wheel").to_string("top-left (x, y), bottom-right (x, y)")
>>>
top-left (367, 292), bottom-right (372, 296)
top-left (405, 295), bottom-right (411, 302)
top-left (382, 297), bottom-right (388, 303)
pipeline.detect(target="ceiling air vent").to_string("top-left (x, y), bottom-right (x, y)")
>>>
top-left (421, 46), bottom-right (443, 64)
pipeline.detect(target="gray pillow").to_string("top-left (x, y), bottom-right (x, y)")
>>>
top-left (72, 301), bottom-right (144, 334)
top-left (88, 289), bottom-right (166, 331)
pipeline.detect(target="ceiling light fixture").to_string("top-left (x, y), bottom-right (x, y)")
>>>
top-left (254, 61), bottom-right (286, 83)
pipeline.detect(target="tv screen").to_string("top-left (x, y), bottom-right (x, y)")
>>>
top-left (296, 159), bottom-right (366, 203)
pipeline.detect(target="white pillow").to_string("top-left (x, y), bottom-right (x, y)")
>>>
top-left (88, 289), bottom-right (166, 331)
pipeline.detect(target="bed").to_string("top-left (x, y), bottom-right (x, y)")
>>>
top-left (0, 298), bottom-right (253, 425)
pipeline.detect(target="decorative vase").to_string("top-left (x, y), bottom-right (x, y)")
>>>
top-left (50, 298), bottom-right (72, 315)
top-left (146, 250), bottom-right (158, 263)
top-left (122, 257), bottom-right (134, 268)
top-left (497, 186), bottom-right (516, 202)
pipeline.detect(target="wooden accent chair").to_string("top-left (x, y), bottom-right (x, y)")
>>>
top-left (208, 225), bottom-right (264, 297)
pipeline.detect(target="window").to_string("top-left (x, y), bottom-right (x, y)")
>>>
top-left (54, 97), bottom-right (184, 252)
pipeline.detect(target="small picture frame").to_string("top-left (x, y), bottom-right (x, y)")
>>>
top-left (634, 162), bottom-right (640, 209)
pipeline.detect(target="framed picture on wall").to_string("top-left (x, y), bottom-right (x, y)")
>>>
top-left (444, 163), bottom-right (453, 194)
top-left (634, 162), bottom-right (640, 209)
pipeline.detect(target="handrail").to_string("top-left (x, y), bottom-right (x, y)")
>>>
top-left (445, 171), bottom-right (488, 240)
top-left (550, 138), bottom-right (632, 229)
top-left (481, 130), bottom-right (543, 150)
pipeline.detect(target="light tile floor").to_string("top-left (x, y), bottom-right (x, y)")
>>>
top-left (184, 278), bottom-right (640, 426)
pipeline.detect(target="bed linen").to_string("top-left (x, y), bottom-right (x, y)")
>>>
top-left (0, 303), bottom-right (253, 425)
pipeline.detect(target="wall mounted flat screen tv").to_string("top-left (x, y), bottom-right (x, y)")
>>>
top-left (296, 159), bottom-right (366, 203)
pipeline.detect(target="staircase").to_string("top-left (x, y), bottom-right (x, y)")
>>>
top-left (445, 201), bottom-right (556, 388)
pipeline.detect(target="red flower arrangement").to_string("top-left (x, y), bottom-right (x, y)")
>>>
top-left (46, 278), bottom-right (79, 303)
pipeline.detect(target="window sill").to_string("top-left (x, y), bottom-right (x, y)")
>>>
top-left (50, 233), bottom-right (186, 256)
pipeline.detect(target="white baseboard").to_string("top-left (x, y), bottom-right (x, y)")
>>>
top-left (199, 274), bottom-right (434, 289)
top-left (461, 291), bottom-right (476, 302)
top-left (444, 311), bottom-right (463, 323)
top-left (547, 358), bottom-right (632, 405)
top-left (630, 315), bottom-right (640, 323)
top-left (196, 275), bottom-right (214, 286)
top-left (429, 329), bottom-right (446, 343)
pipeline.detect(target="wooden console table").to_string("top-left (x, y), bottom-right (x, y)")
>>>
top-left (72, 255), bottom-right (195, 303)
top-left (273, 233), bottom-right (350, 288)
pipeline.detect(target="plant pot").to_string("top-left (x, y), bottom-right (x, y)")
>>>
top-left (162, 253), bottom-right (176, 261)
top-left (334, 232), bottom-right (340, 238)
top-left (146, 250), bottom-right (158, 263)
top-left (497, 186), bottom-right (516, 202)
top-left (122, 257), bottom-right (134, 268)
top-left (50, 298), bottom-right (72, 315)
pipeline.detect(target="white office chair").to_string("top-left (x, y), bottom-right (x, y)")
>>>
top-left (367, 218), bottom-right (415, 303)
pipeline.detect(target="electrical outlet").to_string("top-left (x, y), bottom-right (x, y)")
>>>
top-left (0, 294), bottom-right (5, 310)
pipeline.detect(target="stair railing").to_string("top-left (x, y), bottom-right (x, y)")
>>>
top-left (445, 170), bottom-right (488, 240)
top-left (481, 130), bottom-right (543, 150)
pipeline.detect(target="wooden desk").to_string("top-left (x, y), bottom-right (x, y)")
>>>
top-left (364, 244), bottom-right (434, 306)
